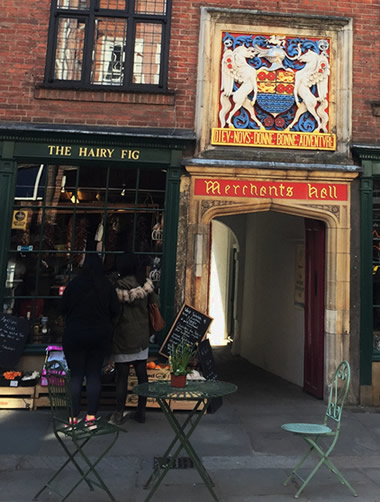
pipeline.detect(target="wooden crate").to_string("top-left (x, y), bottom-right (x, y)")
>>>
top-left (126, 393), bottom-right (161, 409)
top-left (33, 366), bottom-right (196, 411)
top-left (0, 386), bottom-right (35, 410)
top-left (169, 399), bottom-right (205, 411)
top-left (33, 384), bottom-right (49, 409)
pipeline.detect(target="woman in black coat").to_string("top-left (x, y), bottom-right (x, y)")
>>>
top-left (61, 254), bottom-right (120, 426)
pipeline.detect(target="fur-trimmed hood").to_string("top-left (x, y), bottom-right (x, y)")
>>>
top-left (116, 276), bottom-right (154, 303)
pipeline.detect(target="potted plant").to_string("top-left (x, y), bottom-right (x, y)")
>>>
top-left (169, 340), bottom-right (196, 387)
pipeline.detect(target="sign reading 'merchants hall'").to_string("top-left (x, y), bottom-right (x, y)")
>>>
top-left (194, 179), bottom-right (347, 201)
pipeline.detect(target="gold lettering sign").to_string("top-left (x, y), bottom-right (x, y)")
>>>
top-left (48, 145), bottom-right (141, 160)
top-left (194, 179), bottom-right (348, 201)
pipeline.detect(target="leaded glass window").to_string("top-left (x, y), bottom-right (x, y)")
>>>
top-left (45, 0), bottom-right (170, 90)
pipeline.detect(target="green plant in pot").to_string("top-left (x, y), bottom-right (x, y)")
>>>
top-left (169, 340), bottom-right (196, 387)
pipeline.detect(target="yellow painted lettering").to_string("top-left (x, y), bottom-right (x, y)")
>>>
top-left (308, 184), bottom-right (319, 199)
top-left (268, 186), bottom-right (278, 197)
top-left (204, 181), bottom-right (221, 195)
top-left (79, 147), bottom-right (87, 156)
top-left (286, 186), bottom-right (294, 197)
top-left (250, 184), bottom-right (258, 196)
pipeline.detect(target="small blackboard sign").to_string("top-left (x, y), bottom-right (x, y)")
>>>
top-left (198, 339), bottom-right (218, 381)
top-left (198, 339), bottom-right (223, 414)
top-left (0, 314), bottom-right (30, 368)
top-left (159, 304), bottom-right (213, 358)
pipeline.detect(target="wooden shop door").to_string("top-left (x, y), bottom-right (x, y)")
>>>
top-left (304, 218), bottom-right (325, 399)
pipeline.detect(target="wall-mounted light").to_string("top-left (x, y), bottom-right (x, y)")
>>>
top-left (70, 194), bottom-right (79, 204)
top-left (121, 184), bottom-right (126, 196)
top-left (61, 175), bottom-right (66, 193)
top-left (194, 233), bottom-right (203, 277)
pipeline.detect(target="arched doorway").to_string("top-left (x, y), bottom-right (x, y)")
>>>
top-left (182, 167), bottom-right (358, 400)
top-left (209, 211), bottom-right (326, 395)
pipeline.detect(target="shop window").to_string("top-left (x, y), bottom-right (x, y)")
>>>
top-left (4, 164), bottom-right (166, 346)
top-left (45, 0), bottom-right (170, 90)
top-left (373, 180), bottom-right (380, 353)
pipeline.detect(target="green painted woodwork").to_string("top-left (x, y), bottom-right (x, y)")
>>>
top-left (0, 160), bottom-right (17, 305)
top-left (0, 134), bottom-right (191, 356)
top-left (14, 142), bottom-right (172, 165)
top-left (155, 167), bottom-right (181, 352)
top-left (360, 174), bottom-right (374, 384)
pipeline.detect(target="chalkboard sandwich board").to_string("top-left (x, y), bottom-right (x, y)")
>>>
top-left (198, 338), bottom-right (223, 414)
top-left (159, 304), bottom-right (213, 359)
top-left (0, 314), bottom-right (30, 369)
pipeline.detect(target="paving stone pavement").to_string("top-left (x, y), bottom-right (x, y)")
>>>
top-left (1, 347), bottom-right (380, 502)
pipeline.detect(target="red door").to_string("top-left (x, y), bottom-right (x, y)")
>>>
top-left (304, 219), bottom-right (325, 398)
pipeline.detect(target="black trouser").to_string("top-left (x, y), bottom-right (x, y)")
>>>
top-left (64, 346), bottom-right (105, 417)
top-left (115, 359), bottom-right (148, 412)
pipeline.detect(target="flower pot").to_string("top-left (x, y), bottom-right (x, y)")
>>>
top-left (170, 373), bottom-right (187, 388)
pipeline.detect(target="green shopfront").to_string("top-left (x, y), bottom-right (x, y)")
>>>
top-left (0, 126), bottom-right (193, 365)
top-left (354, 145), bottom-right (380, 405)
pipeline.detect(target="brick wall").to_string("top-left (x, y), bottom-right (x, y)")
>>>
top-left (0, 0), bottom-right (379, 143)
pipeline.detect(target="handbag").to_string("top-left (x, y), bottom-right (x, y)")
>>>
top-left (148, 303), bottom-right (165, 333)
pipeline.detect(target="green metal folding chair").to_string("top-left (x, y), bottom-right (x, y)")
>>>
top-left (281, 360), bottom-right (357, 499)
top-left (33, 361), bottom-right (121, 502)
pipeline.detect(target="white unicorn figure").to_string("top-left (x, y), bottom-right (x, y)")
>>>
top-left (286, 49), bottom-right (330, 133)
top-left (219, 44), bottom-right (264, 129)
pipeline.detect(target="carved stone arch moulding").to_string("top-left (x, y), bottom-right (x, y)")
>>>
top-left (199, 197), bottom-right (341, 226)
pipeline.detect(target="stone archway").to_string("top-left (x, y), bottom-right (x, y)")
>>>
top-left (181, 166), bottom-right (358, 396)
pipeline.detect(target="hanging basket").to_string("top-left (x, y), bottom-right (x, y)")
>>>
top-left (170, 373), bottom-right (187, 388)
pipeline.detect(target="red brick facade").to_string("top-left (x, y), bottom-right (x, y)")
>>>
top-left (0, 0), bottom-right (378, 142)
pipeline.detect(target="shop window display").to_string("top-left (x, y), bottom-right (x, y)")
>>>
top-left (4, 164), bottom-right (165, 346)
top-left (373, 180), bottom-right (380, 353)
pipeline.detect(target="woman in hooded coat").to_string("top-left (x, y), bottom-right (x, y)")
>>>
top-left (110, 253), bottom-right (158, 425)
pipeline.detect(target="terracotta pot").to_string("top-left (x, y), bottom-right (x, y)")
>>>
top-left (170, 373), bottom-right (187, 388)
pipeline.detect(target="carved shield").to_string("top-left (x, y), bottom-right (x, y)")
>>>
top-left (256, 68), bottom-right (295, 125)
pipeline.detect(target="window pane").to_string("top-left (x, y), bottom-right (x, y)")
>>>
top-left (373, 181), bottom-right (380, 351)
top-left (133, 23), bottom-right (162, 84)
top-left (91, 18), bottom-right (127, 85)
top-left (135, 0), bottom-right (167, 15)
top-left (99, 0), bottom-right (126, 9)
top-left (57, 0), bottom-right (90, 9)
top-left (55, 17), bottom-right (85, 80)
top-left (6, 164), bottom-right (166, 345)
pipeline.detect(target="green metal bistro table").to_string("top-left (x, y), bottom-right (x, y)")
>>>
top-left (133, 379), bottom-right (237, 502)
